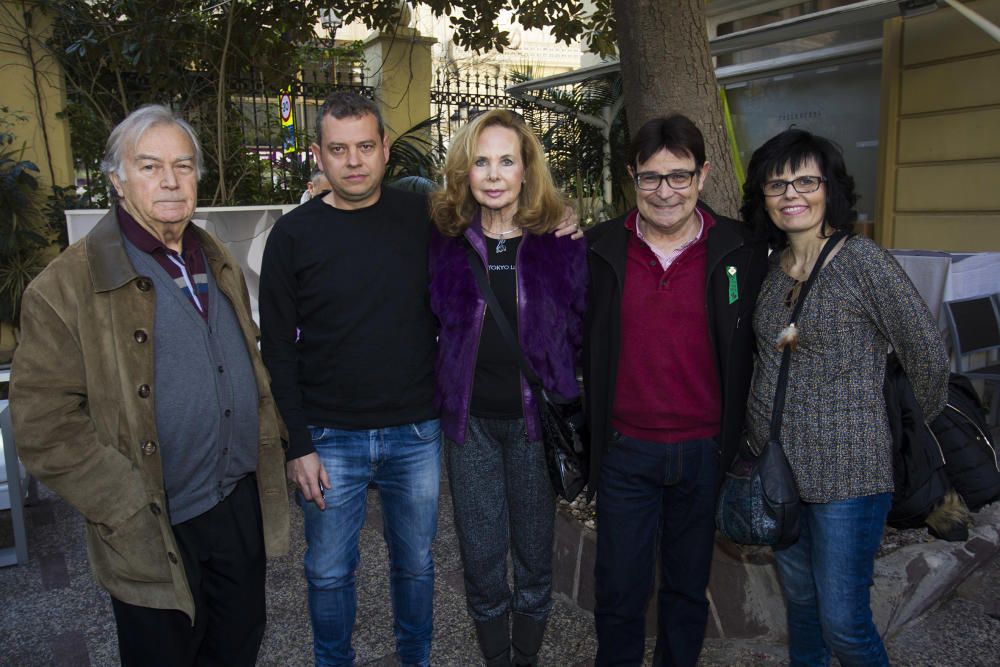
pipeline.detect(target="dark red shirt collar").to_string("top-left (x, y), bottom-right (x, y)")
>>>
top-left (117, 206), bottom-right (201, 261)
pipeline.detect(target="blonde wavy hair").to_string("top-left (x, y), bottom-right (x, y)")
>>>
top-left (430, 109), bottom-right (565, 237)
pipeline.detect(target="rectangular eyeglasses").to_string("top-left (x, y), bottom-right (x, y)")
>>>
top-left (762, 176), bottom-right (826, 197)
top-left (634, 170), bottom-right (698, 191)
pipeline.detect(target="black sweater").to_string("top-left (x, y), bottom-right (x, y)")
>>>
top-left (260, 187), bottom-right (438, 459)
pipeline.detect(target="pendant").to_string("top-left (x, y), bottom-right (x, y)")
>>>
top-left (495, 237), bottom-right (507, 253)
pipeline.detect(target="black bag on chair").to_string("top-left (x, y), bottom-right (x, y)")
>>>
top-left (465, 245), bottom-right (588, 501)
top-left (716, 232), bottom-right (845, 548)
top-left (933, 373), bottom-right (1000, 512)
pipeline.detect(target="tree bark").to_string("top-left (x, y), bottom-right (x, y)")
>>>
top-left (612, 0), bottom-right (741, 216)
top-left (213, 4), bottom-right (236, 205)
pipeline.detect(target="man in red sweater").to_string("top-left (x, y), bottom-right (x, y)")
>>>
top-left (583, 116), bottom-right (768, 666)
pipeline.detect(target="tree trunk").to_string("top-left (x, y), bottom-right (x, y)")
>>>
top-left (612, 0), bottom-right (741, 217)
top-left (213, 4), bottom-right (236, 205)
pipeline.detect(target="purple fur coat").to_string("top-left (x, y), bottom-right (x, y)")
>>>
top-left (429, 214), bottom-right (587, 444)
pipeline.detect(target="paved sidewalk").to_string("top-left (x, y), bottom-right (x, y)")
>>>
top-left (2, 469), bottom-right (999, 665)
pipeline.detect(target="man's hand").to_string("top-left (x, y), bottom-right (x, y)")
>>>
top-left (286, 452), bottom-right (331, 510)
top-left (554, 206), bottom-right (584, 240)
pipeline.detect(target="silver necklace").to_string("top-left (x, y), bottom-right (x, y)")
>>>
top-left (484, 214), bottom-right (518, 253)
top-left (493, 228), bottom-right (516, 253)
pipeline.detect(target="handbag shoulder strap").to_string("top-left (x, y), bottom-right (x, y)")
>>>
top-left (464, 242), bottom-right (544, 390)
top-left (770, 231), bottom-right (846, 440)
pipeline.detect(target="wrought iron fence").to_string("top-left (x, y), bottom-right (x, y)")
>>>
top-left (430, 69), bottom-right (564, 157)
top-left (71, 68), bottom-right (373, 207)
top-left (227, 69), bottom-right (375, 198)
top-left (71, 66), bottom-right (610, 212)
top-left (430, 69), bottom-right (609, 216)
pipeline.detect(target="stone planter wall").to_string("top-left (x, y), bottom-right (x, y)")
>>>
top-left (551, 502), bottom-right (1000, 640)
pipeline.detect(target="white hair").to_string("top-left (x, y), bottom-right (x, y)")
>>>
top-left (100, 104), bottom-right (204, 182)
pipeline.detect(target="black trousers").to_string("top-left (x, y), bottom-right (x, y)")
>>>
top-left (594, 434), bottom-right (720, 667)
top-left (111, 475), bottom-right (266, 667)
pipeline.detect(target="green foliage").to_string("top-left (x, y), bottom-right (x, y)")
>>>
top-left (326, 0), bottom-right (617, 57)
top-left (297, 39), bottom-right (365, 67)
top-left (43, 185), bottom-right (82, 250)
top-left (40, 0), bottom-right (329, 206)
top-left (385, 117), bottom-right (445, 182)
top-left (62, 101), bottom-right (112, 207)
top-left (41, 0), bottom-right (629, 209)
top-left (0, 111), bottom-right (49, 323)
top-left (510, 68), bottom-right (630, 224)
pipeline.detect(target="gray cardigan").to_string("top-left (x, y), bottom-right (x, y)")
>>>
top-left (745, 236), bottom-right (949, 503)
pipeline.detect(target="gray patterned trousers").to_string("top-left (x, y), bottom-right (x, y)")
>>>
top-left (446, 415), bottom-right (556, 623)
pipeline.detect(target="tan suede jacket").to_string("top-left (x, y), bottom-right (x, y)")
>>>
top-left (10, 209), bottom-right (289, 622)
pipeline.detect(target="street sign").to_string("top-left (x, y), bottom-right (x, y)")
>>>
top-left (280, 87), bottom-right (296, 154)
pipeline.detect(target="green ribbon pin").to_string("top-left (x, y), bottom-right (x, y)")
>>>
top-left (727, 265), bottom-right (738, 304)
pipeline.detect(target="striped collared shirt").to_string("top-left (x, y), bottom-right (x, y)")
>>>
top-left (117, 208), bottom-right (209, 320)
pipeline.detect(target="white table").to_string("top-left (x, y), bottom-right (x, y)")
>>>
top-left (892, 250), bottom-right (1000, 321)
top-left (892, 250), bottom-right (1000, 373)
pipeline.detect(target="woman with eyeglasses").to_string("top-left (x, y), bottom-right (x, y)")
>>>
top-left (740, 128), bottom-right (949, 666)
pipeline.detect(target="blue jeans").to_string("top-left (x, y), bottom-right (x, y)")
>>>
top-left (594, 434), bottom-right (720, 667)
top-left (773, 493), bottom-right (892, 667)
top-left (301, 420), bottom-right (442, 667)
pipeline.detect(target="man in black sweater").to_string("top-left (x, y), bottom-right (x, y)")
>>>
top-left (259, 92), bottom-right (440, 667)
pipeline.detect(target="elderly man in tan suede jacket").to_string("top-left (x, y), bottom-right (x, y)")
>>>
top-left (10, 105), bottom-right (288, 667)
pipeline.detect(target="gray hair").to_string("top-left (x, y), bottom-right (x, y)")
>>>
top-left (101, 104), bottom-right (204, 182)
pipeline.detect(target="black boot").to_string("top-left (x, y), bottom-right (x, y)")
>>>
top-left (511, 613), bottom-right (547, 666)
top-left (475, 615), bottom-right (511, 667)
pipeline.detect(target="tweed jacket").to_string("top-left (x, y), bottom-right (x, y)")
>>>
top-left (583, 203), bottom-right (769, 492)
top-left (10, 209), bottom-right (289, 622)
top-left (429, 213), bottom-right (587, 444)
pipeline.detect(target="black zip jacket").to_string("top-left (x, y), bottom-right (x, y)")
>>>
top-left (583, 202), bottom-right (768, 494)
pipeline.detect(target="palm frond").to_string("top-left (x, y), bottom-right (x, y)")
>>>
top-left (386, 116), bottom-right (445, 181)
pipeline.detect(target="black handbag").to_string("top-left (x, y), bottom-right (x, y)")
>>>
top-left (716, 232), bottom-right (845, 548)
top-left (465, 244), bottom-right (588, 502)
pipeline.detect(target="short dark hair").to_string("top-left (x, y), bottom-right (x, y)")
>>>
top-left (740, 128), bottom-right (857, 249)
top-left (314, 91), bottom-right (384, 145)
top-left (628, 115), bottom-right (706, 171)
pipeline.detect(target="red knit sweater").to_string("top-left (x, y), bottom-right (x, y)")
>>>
top-left (611, 209), bottom-right (722, 444)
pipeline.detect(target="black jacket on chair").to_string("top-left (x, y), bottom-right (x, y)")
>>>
top-left (582, 203), bottom-right (768, 495)
top-left (933, 374), bottom-right (1000, 512)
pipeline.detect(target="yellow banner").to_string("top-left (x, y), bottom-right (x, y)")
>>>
top-left (280, 87), bottom-right (296, 154)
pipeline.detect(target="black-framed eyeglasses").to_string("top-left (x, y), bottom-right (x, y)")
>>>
top-left (634, 170), bottom-right (698, 191)
top-left (762, 176), bottom-right (826, 197)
